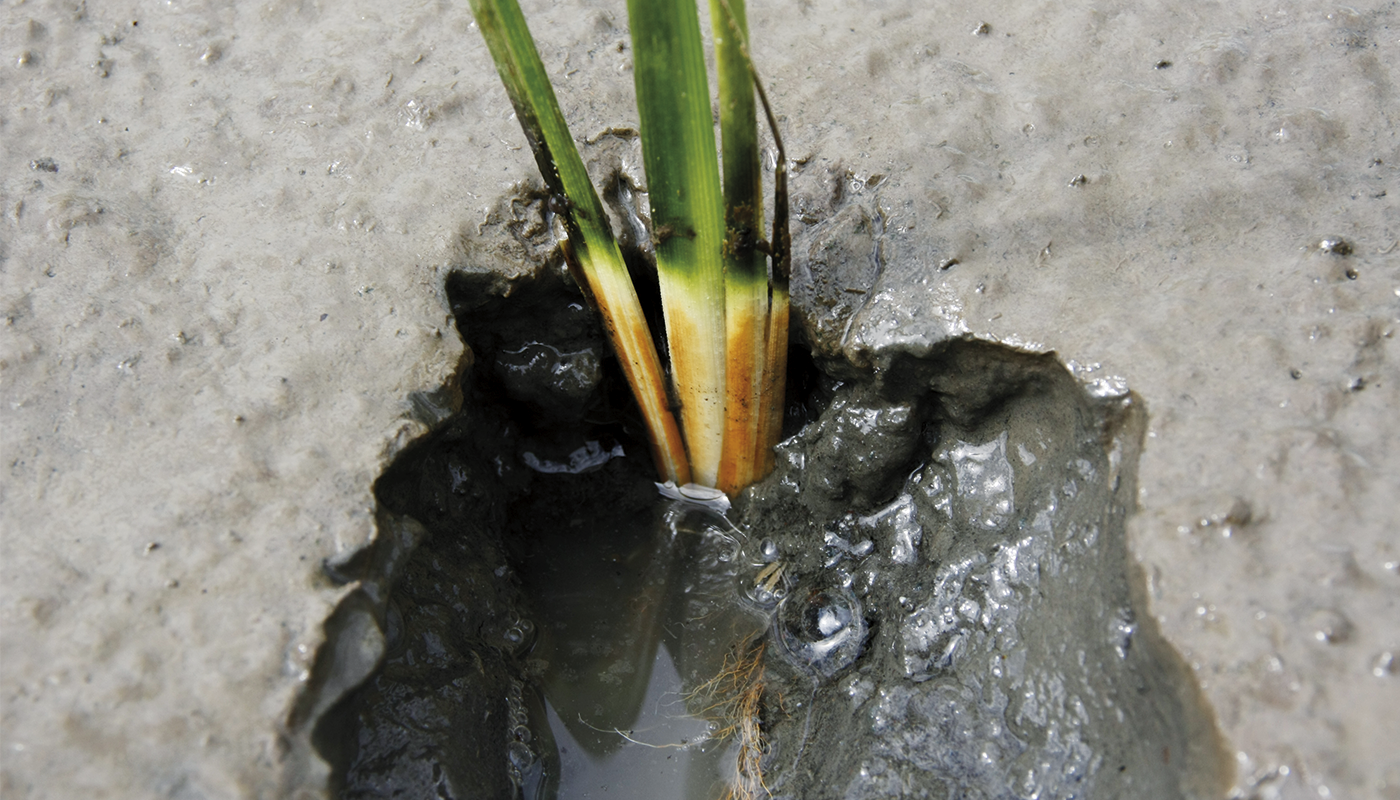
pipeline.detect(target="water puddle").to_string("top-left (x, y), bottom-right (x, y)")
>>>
top-left (541, 647), bottom-right (719, 800)
top-left (513, 467), bottom-right (764, 799)
top-left (310, 265), bottom-right (1232, 799)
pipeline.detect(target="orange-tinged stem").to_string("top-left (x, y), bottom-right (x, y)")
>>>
top-left (712, 0), bottom-right (767, 496)
top-left (629, 0), bottom-right (728, 488)
top-left (562, 240), bottom-right (692, 485)
top-left (717, 298), bottom-right (765, 494)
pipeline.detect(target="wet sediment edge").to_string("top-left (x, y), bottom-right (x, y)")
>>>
top-left (275, 357), bottom-right (473, 796)
top-left (276, 177), bottom-right (1233, 796)
top-left (275, 188), bottom-right (553, 793)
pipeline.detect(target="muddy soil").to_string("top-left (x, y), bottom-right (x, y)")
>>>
top-left (314, 249), bottom-right (1230, 799)
top-left (737, 342), bottom-right (1230, 799)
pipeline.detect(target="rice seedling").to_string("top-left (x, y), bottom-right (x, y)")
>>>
top-left (469, 0), bottom-right (790, 496)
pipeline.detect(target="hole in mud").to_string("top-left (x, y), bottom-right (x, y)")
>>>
top-left (311, 263), bottom-right (1231, 799)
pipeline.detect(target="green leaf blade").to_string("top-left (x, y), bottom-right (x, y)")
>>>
top-left (628, 0), bottom-right (728, 487)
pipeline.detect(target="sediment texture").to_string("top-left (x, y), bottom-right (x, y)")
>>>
top-left (2, 0), bottom-right (1396, 797)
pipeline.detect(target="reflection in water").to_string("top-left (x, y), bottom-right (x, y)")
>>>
top-left (521, 496), bottom-right (770, 799)
top-left (522, 493), bottom-right (672, 760)
top-left (542, 646), bottom-right (722, 799)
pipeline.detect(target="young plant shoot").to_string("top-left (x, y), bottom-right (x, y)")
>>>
top-left (627, 0), bottom-right (729, 488)
top-left (470, 0), bottom-right (788, 497)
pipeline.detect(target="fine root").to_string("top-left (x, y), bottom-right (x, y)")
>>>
top-left (688, 637), bottom-right (771, 800)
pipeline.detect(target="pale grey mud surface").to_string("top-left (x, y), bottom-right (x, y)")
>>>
top-left (2, 0), bottom-right (1397, 798)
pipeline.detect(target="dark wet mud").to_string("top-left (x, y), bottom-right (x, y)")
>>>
top-left (312, 261), bottom-right (1230, 799)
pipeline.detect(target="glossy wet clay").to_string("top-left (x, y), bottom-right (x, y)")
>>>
top-left (311, 252), bottom-right (1230, 799)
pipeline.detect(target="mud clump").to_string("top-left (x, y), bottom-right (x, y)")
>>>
top-left (736, 343), bottom-right (1229, 799)
top-left (309, 260), bottom-right (1230, 799)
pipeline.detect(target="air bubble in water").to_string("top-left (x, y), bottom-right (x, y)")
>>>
top-left (503, 618), bottom-right (536, 653)
top-left (775, 584), bottom-right (867, 679)
top-left (507, 740), bottom-right (534, 771)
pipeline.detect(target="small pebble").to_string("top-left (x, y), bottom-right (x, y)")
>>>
top-left (1319, 238), bottom-right (1353, 256)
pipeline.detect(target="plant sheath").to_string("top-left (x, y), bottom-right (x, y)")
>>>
top-left (711, 0), bottom-right (768, 495)
top-left (627, 0), bottom-right (729, 487)
top-left (710, 0), bottom-right (791, 483)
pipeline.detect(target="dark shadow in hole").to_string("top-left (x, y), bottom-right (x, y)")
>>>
top-left (307, 263), bottom-right (1231, 800)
